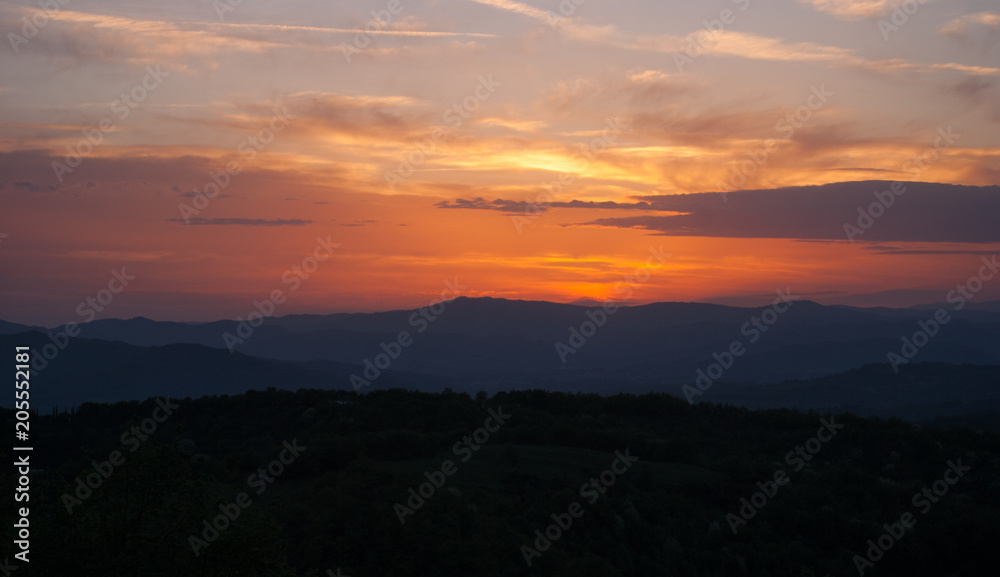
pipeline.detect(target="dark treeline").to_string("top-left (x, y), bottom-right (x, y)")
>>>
top-left (2, 387), bottom-right (997, 576)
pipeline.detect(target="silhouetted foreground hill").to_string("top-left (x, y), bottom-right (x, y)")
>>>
top-left (2, 388), bottom-right (996, 576)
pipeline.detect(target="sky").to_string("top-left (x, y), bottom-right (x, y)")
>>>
top-left (0, 0), bottom-right (999, 325)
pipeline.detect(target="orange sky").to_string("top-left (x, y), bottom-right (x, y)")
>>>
top-left (1, 0), bottom-right (999, 324)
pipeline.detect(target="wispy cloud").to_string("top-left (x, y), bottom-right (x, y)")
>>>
top-left (464, 0), bottom-right (998, 78)
top-left (478, 117), bottom-right (548, 132)
top-left (436, 197), bottom-right (654, 213)
top-left (942, 11), bottom-right (1000, 33)
top-left (12, 180), bottom-right (58, 192)
top-left (0, 5), bottom-right (497, 65)
top-left (796, 0), bottom-right (930, 20)
top-left (941, 11), bottom-right (1000, 47)
top-left (167, 218), bottom-right (313, 226)
top-left (210, 20), bottom-right (499, 38)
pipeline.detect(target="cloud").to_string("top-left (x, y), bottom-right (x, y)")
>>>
top-left (0, 150), bottom-right (252, 190)
top-left (466, 0), bottom-right (997, 78)
top-left (941, 12), bottom-right (1000, 51)
top-left (436, 197), bottom-right (546, 212)
top-left (948, 75), bottom-right (996, 102)
top-left (466, 0), bottom-right (565, 27)
top-left (862, 245), bottom-right (1000, 256)
top-left (705, 31), bottom-right (1000, 77)
top-left (280, 91), bottom-right (434, 144)
top-left (0, 6), bottom-right (496, 66)
top-left (828, 167), bottom-right (905, 174)
top-left (12, 180), bottom-right (58, 192)
top-left (478, 117), bottom-right (548, 132)
top-left (796, 0), bottom-right (919, 19)
top-left (66, 250), bottom-right (171, 261)
top-left (941, 12), bottom-right (1000, 38)
top-left (565, 181), bottom-right (1000, 243)
top-left (166, 218), bottom-right (313, 226)
top-left (212, 21), bottom-right (497, 39)
top-left (177, 190), bottom-right (232, 198)
top-left (435, 197), bottom-right (653, 213)
top-left (539, 69), bottom-right (696, 121)
top-left (628, 70), bottom-right (672, 83)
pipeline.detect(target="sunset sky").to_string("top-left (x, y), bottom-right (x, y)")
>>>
top-left (1, 0), bottom-right (999, 325)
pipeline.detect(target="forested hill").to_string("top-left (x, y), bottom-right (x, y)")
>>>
top-left (4, 387), bottom-right (997, 576)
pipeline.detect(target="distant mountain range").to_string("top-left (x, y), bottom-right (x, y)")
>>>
top-left (3, 297), bottom-right (999, 422)
top-left (688, 362), bottom-right (1000, 422)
